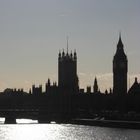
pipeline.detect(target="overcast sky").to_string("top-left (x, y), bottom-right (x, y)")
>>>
top-left (0, 0), bottom-right (140, 92)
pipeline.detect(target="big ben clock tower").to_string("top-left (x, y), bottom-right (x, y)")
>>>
top-left (113, 35), bottom-right (128, 95)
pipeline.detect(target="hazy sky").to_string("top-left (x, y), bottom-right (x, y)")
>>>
top-left (0, 0), bottom-right (140, 92)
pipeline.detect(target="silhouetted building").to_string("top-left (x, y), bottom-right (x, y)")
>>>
top-left (29, 88), bottom-right (32, 94)
top-left (45, 78), bottom-right (58, 94)
top-left (105, 89), bottom-right (108, 94)
top-left (3, 88), bottom-right (26, 96)
top-left (32, 85), bottom-right (42, 95)
top-left (58, 49), bottom-right (79, 93)
top-left (93, 77), bottom-right (99, 93)
top-left (128, 77), bottom-right (140, 95)
top-left (79, 88), bottom-right (84, 94)
top-left (45, 78), bottom-right (51, 93)
top-left (2, 36), bottom-right (140, 123)
top-left (109, 88), bottom-right (113, 94)
top-left (86, 86), bottom-right (91, 93)
top-left (113, 35), bottom-right (128, 95)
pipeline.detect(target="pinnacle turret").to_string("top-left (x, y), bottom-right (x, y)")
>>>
top-left (93, 77), bottom-right (98, 93)
top-left (58, 49), bottom-right (77, 61)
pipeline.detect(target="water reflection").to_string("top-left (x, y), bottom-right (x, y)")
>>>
top-left (0, 118), bottom-right (140, 140)
top-left (0, 117), bottom-right (5, 124)
top-left (16, 119), bottom-right (38, 124)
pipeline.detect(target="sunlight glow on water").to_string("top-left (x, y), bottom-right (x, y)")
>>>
top-left (0, 118), bottom-right (5, 124)
top-left (16, 119), bottom-right (38, 124)
top-left (0, 124), bottom-right (140, 140)
top-left (0, 118), bottom-right (140, 140)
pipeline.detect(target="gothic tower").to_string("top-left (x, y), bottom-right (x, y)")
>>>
top-left (113, 35), bottom-right (128, 95)
top-left (58, 49), bottom-right (79, 93)
top-left (93, 77), bottom-right (98, 93)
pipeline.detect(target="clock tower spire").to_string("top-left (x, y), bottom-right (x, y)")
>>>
top-left (113, 35), bottom-right (128, 95)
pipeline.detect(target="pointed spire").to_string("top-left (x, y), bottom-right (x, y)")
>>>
top-left (74, 49), bottom-right (77, 59)
top-left (67, 36), bottom-right (69, 54)
top-left (105, 89), bottom-right (108, 94)
top-left (93, 77), bottom-right (98, 93)
top-left (119, 31), bottom-right (121, 38)
top-left (109, 88), bottom-right (112, 94)
top-left (119, 32), bottom-right (122, 42)
top-left (135, 77), bottom-right (138, 83)
top-left (70, 50), bottom-right (73, 58)
top-left (117, 32), bottom-right (124, 49)
top-left (29, 88), bottom-right (31, 94)
top-left (114, 33), bottom-right (127, 60)
top-left (59, 50), bottom-right (61, 58)
top-left (48, 78), bottom-right (51, 86)
top-left (62, 48), bottom-right (65, 57)
top-left (95, 77), bottom-right (97, 83)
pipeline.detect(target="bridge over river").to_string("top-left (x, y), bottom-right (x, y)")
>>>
top-left (0, 109), bottom-right (39, 124)
top-left (0, 108), bottom-right (77, 124)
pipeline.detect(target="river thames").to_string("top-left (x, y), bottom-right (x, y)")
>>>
top-left (0, 119), bottom-right (140, 140)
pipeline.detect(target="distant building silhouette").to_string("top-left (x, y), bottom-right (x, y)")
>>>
top-left (86, 86), bottom-right (91, 93)
top-left (58, 49), bottom-right (79, 93)
top-left (2, 35), bottom-right (140, 123)
top-left (128, 78), bottom-right (140, 95)
top-left (93, 77), bottom-right (99, 93)
top-left (113, 35), bottom-right (128, 95)
top-left (45, 78), bottom-right (57, 94)
top-left (32, 85), bottom-right (42, 95)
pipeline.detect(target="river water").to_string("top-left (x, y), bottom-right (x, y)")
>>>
top-left (0, 119), bottom-right (140, 140)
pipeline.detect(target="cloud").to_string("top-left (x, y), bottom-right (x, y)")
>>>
top-left (79, 72), bottom-right (87, 76)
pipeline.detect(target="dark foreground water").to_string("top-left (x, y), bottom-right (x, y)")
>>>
top-left (0, 119), bottom-right (140, 140)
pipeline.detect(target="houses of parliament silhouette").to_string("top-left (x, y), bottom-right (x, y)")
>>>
top-left (0, 35), bottom-right (140, 124)
top-left (31, 35), bottom-right (138, 96)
